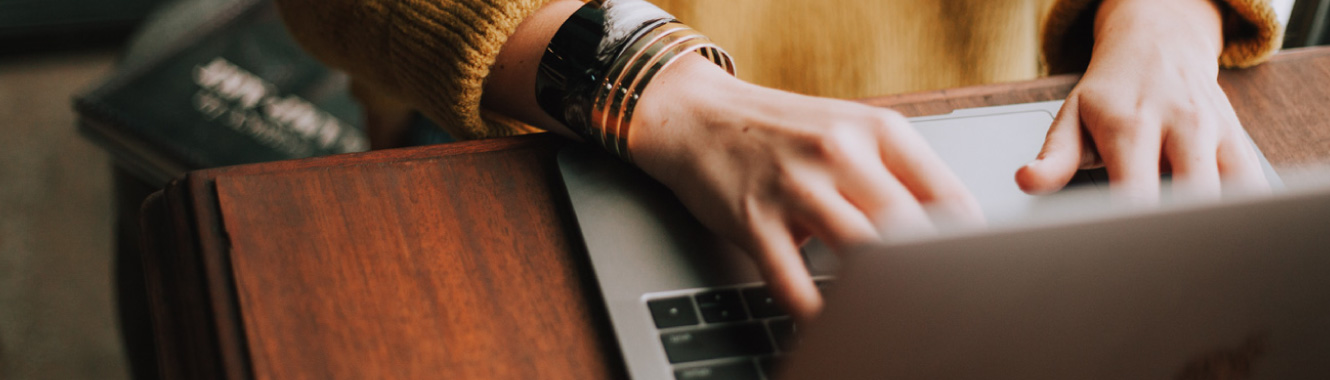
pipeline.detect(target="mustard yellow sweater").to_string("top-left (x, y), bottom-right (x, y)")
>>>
top-left (274, 0), bottom-right (1281, 140)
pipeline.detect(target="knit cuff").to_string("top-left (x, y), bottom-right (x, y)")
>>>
top-left (277, 0), bottom-right (550, 139)
top-left (382, 0), bottom-right (549, 139)
top-left (1215, 0), bottom-right (1284, 68)
top-left (1041, 0), bottom-right (1284, 74)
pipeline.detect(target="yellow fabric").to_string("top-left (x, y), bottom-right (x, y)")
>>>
top-left (275, 0), bottom-right (1283, 140)
top-left (276, 0), bottom-right (548, 139)
top-left (655, 0), bottom-right (1056, 99)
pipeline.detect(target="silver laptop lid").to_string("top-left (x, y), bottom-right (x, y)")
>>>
top-left (781, 184), bottom-right (1330, 380)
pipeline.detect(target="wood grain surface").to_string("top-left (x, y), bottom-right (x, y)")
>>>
top-left (140, 47), bottom-right (1330, 380)
top-left (214, 141), bottom-right (622, 380)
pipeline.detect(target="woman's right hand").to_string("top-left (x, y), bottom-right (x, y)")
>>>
top-left (630, 56), bottom-right (983, 322)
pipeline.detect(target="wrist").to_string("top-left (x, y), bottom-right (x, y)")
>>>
top-left (1093, 0), bottom-right (1225, 64)
top-left (630, 53), bottom-right (749, 183)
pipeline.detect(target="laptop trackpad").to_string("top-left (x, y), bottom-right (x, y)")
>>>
top-left (913, 110), bottom-right (1083, 223)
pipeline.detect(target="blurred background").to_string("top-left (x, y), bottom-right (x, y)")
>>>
top-left (0, 0), bottom-right (1325, 379)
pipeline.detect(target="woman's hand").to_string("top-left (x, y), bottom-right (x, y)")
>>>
top-left (631, 56), bottom-right (983, 322)
top-left (1017, 0), bottom-right (1270, 202)
top-left (481, 0), bottom-right (979, 322)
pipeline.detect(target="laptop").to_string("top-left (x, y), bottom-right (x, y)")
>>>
top-left (556, 101), bottom-right (1303, 379)
top-left (780, 182), bottom-right (1330, 380)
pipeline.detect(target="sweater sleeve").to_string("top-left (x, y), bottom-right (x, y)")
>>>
top-left (1041, 0), bottom-right (1284, 74)
top-left (275, 0), bottom-right (549, 139)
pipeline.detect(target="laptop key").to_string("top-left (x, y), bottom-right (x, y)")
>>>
top-left (660, 323), bottom-right (774, 363)
top-left (767, 318), bottom-right (799, 352)
top-left (674, 361), bottom-right (762, 380)
top-left (695, 290), bottom-right (748, 323)
top-left (740, 287), bottom-right (785, 319)
top-left (814, 280), bottom-right (833, 295)
top-left (648, 297), bottom-right (700, 329)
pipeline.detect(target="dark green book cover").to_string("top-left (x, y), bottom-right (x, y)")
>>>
top-left (75, 0), bottom-right (368, 186)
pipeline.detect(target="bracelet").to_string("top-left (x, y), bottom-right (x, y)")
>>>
top-left (593, 23), bottom-right (734, 161)
top-left (535, 0), bottom-right (735, 162)
top-left (535, 1), bottom-right (671, 141)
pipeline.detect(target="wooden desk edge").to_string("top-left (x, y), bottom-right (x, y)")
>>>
top-left (141, 180), bottom-right (236, 379)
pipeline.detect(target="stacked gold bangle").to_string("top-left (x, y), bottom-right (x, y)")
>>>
top-left (588, 23), bottom-right (736, 163)
top-left (534, 1), bottom-right (735, 162)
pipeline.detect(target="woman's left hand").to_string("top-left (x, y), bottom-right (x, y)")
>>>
top-left (1017, 0), bottom-right (1270, 203)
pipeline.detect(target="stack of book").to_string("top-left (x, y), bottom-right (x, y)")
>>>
top-left (75, 0), bottom-right (372, 187)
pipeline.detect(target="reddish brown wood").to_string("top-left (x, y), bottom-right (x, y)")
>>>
top-left (1215, 47), bottom-right (1330, 167)
top-left (139, 47), bottom-right (1330, 380)
top-left (860, 74), bottom-right (1082, 117)
top-left (213, 139), bottom-right (622, 380)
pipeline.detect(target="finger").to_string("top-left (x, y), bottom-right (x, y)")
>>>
top-left (1099, 118), bottom-right (1164, 205)
top-left (1162, 126), bottom-right (1221, 202)
top-left (838, 162), bottom-right (941, 240)
top-left (873, 119), bottom-right (983, 225)
top-left (749, 221), bottom-right (823, 322)
top-left (1210, 93), bottom-right (1271, 196)
top-left (1017, 96), bottom-right (1098, 195)
top-left (1216, 130), bottom-right (1272, 196)
top-left (794, 187), bottom-right (882, 250)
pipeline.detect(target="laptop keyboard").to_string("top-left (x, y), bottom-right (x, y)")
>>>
top-left (646, 281), bottom-right (831, 380)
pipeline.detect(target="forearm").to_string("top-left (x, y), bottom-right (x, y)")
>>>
top-left (1042, 0), bottom-right (1281, 74)
top-left (481, 0), bottom-right (584, 138)
top-left (1093, 0), bottom-right (1225, 68)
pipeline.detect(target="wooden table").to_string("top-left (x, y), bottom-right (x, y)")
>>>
top-left (139, 47), bottom-right (1330, 380)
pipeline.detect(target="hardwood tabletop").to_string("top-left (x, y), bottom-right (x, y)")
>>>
top-left (139, 47), bottom-right (1330, 380)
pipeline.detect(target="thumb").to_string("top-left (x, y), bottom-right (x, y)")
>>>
top-left (1017, 96), bottom-right (1089, 195)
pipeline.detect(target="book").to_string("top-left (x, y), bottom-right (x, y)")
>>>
top-left (75, 0), bottom-right (370, 187)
